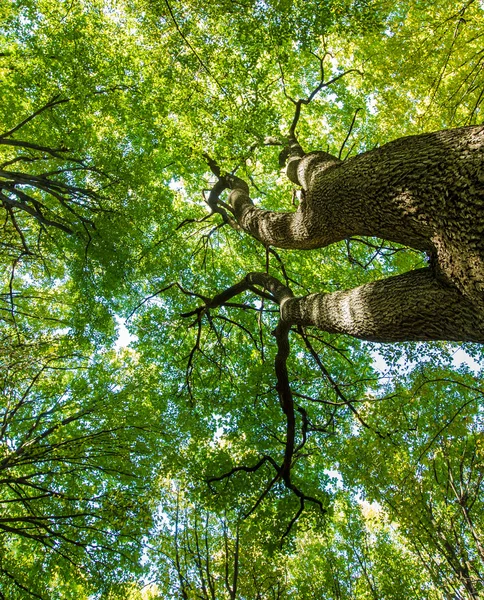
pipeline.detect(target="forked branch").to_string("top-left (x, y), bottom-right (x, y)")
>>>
top-left (183, 273), bottom-right (327, 537)
top-left (280, 51), bottom-right (362, 161)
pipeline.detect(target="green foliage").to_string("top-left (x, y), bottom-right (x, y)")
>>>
top-left (0, 338), bottom-right (163, 596)
top-left (1, 0), bottom-right (483, 597)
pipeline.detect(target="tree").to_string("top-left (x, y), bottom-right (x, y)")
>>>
top-left (174, 61), bottom-right (483, 551)
top-left (199, 107), bottom-right (483, 343)
top-left (0, 337), bottom-right (163, 598)
top-left (1, 0), bottom-right (484, 597)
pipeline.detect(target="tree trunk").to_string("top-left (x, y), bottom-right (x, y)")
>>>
top-left (229, 125), bottom-right (484, 311)
top-left (225, 126), bottom-right (484, 342)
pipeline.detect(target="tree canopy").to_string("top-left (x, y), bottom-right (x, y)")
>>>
top-left (1, 0), bottom-right (484, 597)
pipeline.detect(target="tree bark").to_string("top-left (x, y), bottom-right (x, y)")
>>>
top-left (229, 125), bottom-right (484, 312)
top-left (280, 268), bottom-right (484, 343)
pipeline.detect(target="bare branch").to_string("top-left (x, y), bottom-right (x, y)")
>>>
top-left (338, 107), bottom-right (362, 160)
top-left (282, 52), bottom-right (361, 141)
top-left (0, 95), bottom-right (69, 140)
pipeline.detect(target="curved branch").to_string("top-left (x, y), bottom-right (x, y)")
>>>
top-left (190, 275), bottom-right (326, 532)
top-left (0, 96), bottom-right (69, 140)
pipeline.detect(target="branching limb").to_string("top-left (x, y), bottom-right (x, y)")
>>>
top-left (180, 272), bottom-right (293, 320)
top-left (0, 191), bottom-right (74, 234)
top-left (296, 326), bottom-right (386, 439)
top-left (163, 0), bottom-right (226, 95)
top-left (194, 274), bottom-right (325, 535)
top-left (279, 51), bottom-right (362, 169)
top-left (0, 138), bottom-right (70, 159)
top-left (293, 329), bottom-right (353, 365)
top-left (272, 318), bottom-right (327, 537)
top-left (4, 206), bottom-right (31, 255)
top-left (345, 237), bottom-right (420, 270)
top-left (211, 314), bottom-right (261, 351)
top-left (175, 214), bottom-right (214, 231)
top-left (0, 100), bottom-right (124, 261)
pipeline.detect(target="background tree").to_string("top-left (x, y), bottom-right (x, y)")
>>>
top-left (0, 335), bottom-right (163, 598)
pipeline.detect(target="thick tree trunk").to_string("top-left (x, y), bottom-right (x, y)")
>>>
top-left (229, 125), bottom-right (484, 310)
top-left (226, 126), bottom-right (484, 342)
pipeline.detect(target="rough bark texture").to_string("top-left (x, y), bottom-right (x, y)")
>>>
top-left (227, 126), bottom-right (484, 343)
top-left (281, 268), bottom-right (484, 343)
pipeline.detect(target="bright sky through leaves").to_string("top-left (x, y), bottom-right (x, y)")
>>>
top-left (0, 0), bottom-right (483, 597)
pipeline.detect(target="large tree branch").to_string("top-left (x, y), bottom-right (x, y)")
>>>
top-left (185, 267), bottom-right (484, 345)
top-left (202, 54), bottom-right (361, 243)
top-left (282, 268), bottom-right (484, 343)
top-left (212, 126), bottom-right (484, 262)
